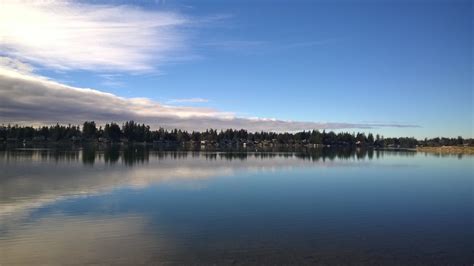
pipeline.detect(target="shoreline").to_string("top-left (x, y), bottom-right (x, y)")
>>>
top-left (416, 146), bottom-right (474, 155)
top-left (2, 141), bottom-right (474, 155)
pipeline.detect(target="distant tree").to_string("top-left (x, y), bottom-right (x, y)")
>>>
top-left (82, 121), bottom-right (97, 139)
top-left (122, 121), bottom-right (136, 141)
top-left (357, 133), bottom-right (367, 144)
top-left (50, 124), bottom-right (65, 141)
top-left (39, 126), bottom-right (50, 140)
top-left (0, 125), bottom-right (6, 140)
top-left (104, 123), bottom-right (121, 142)
top-left (367, 133), bottom-right (374, 146)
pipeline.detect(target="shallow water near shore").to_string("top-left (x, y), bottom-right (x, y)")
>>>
top-left (0, 147), bottom-right (472, 265)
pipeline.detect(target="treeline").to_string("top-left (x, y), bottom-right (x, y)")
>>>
top-left (1, 121), bottom-right (472, 148)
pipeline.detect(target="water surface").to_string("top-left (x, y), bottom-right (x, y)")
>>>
top-left (0, 147), bottom-right (472, 265)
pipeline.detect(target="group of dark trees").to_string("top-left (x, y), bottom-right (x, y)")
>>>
top-left (1, 121), bottom-right (472, 148)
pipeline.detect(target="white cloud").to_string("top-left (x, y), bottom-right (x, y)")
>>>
top-left (0, 1), bottom-right (188, 72)
top-left (0, 56), bottom-right (34, 74)
top-left (0, 67), bottom-right (418, 131)
top-left (167, 98), bottom-right (209, 104)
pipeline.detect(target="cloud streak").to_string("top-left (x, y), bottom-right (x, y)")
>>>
top-left (0, 68), bottom-right (418, 131)
top-left (167, 98), bottom-right (209, 104)
top-left (0, 1), bottom-right (189, 72)
top-left (0, 56), bottom-right (34, 74)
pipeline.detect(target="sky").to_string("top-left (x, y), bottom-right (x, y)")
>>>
top-left (0, 0), bottom-right (472, 138)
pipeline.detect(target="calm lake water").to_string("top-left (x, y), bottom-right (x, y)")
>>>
top-left (0, 147), bottom-right (472, 265)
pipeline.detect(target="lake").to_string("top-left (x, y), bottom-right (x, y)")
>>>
top-left (0, 147), bottom-right (472, 265)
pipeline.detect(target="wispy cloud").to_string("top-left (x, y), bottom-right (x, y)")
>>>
top-left (98, 74), bottom-right (124, 88)
top-left (0, 56), bottom-right (34, 74)
top-left (0, 1), bottom-right (189, 72)
top-left (167, 98), bottom-right (209, 104)
top-left (200, 38), bottom-right (339, 55)
top-left (202, 40), bottom-right (266, 51)
top-left (279, 38), bottom-right (341, 49)
top-left (0, 68), bottom-right (418, 131)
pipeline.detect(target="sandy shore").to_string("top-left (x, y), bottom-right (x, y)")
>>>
top-left (416, 146), bottom-right (474, 155)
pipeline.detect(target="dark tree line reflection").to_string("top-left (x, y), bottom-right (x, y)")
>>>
top-left (82, 145), bottom-right (150, 166)
top-left (0, 145), bottom-right (433, 167)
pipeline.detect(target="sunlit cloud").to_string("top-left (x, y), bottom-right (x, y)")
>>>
top-left (167, 98), bottom-right (209, 104)
top-left (0, 67), bottom-right (419, 131)
top-left (0, 0), bottom-right (188, 72)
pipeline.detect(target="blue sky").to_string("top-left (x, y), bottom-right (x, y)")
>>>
top-left (0, 0), bottom-right (472, 137)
